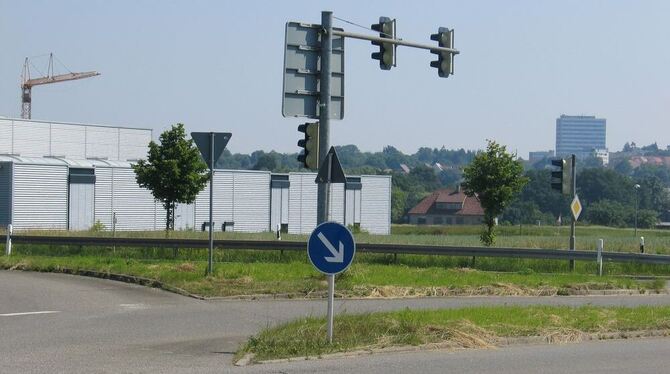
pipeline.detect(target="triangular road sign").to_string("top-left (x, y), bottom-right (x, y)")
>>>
top-left (191, 132), bottom-right (232, 169)
top-left (316, 146), bottom-right (346, 184)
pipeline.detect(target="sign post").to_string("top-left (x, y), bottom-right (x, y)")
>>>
top-left (569, 154), bottom-right (577, 271)
top-left (5, 224), bottom-right (11, 256)
top-left (191, 132), bottom-right (232, 276)
top-left (308, 221), bottom-right (356, 343)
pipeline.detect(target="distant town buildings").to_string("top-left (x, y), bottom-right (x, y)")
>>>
top-left (592, 148), bottom-right (610, 166)
top-left (555, 115), bottom-right (607, 159)
top-left (528, 150), bottom-right (554, 164)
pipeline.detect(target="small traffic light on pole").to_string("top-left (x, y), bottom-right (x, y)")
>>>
top-left (551, 158), bottom-right (572, 195)
top-left (430, 27), bottom-right (454, 78)
top-left (297, 122), bottom-right (320, 169)
top-left (371, 17), bottom-right (395, 70)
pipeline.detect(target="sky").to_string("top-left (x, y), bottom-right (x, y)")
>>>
top-left (1, 1), bottom-right (669, 157)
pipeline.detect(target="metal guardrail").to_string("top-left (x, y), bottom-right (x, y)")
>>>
top-left (7, 234), bottom-right (670, 265)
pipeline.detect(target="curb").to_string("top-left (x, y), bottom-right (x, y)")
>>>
top-left (237, 329), bottom-right (670, 366)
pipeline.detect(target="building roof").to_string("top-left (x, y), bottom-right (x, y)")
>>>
top-left (408, 189), bottom-right (484, 216)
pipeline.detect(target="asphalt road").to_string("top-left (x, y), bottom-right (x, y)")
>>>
top-left (2, 270), bottom-right (669, 373)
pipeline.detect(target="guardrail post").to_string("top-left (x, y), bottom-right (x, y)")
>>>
top-left (597, 238), bottom-right (603, 276)
top-left (5, 224), bottom-right (12, 256)
top-left (640, 236), bottom-right (645, 254)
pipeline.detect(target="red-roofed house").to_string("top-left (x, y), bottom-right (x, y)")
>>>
top-left (407, 188), bottom-right (484, 225)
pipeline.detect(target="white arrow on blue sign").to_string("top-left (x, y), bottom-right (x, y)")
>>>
top-left (308, 222), bottom-right (356, 275)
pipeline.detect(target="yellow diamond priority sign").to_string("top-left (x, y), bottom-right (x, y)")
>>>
top-left (570, 195), bottom-right (582, 221)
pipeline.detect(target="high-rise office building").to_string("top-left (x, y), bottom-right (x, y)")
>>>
top-left (555, 115), bottom-right (606, 159)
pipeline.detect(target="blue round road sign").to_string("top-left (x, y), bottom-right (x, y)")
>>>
top-left (308, 222), bottom-right (356, 275)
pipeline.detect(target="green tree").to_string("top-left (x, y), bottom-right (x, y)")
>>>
top-left (132, 124), bottom-right (209, 231)
top-left (391, 188), bottom-right (407, 223)
top-left (577, 168), bottom-right (634, 206)
top-left (585, 200), bottom-right (629, 227)
top-left (252, 153), bottom-right (277, 171)
top-left (462, 140), bottom-right (528, 245)
top-left (515, 169), bottom-right (570, 217)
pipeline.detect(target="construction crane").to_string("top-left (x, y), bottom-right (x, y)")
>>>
top-left (21, 53), bottom-right (100, 119)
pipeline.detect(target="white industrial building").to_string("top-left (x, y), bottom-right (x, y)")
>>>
top-left (0, 118), bottom-right (391, 234)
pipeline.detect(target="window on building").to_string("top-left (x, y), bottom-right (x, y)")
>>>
top-left (455, 217), bottom-right (464, 225)
top-left (433, 217), bottom-right (443, 225)
top-left (417, 217), bottom-right (427, 225)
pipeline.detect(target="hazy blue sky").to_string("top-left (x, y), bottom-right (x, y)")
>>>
top-left (1, 1), bottom-right (668, 157)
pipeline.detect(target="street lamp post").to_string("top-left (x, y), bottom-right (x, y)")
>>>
top-left (634, 184), bottom-right (641, 237)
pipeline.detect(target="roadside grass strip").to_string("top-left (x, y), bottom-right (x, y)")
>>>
top-left (0, 255), bottom-right (657, 298)
top-left (237, 305), bottom-right (670, 362)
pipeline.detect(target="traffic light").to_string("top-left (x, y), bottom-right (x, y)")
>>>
top-left (551, 158), bottom-right (572, 195)
top-left (371, 17), bottom-right (395, 70)
top-left (430, 27), bottom-right (454, 78)
top-left (297, 122), bottom-right (320, 169)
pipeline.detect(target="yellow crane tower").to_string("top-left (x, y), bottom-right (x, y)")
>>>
top-left (21, 53), bottom-right (100, 119)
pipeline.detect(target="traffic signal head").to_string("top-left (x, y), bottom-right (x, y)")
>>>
top-left (550, 158), bottom-right (572, 195)
top-left (430, 27), bottom-right (454, 78)
top-left (371, 16), bottom-right (395, 70)
top-left (297, 122), bottom-right (320, 169)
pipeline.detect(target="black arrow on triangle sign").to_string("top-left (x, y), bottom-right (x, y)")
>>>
top-left (316, 146), bottom-right (347, 184)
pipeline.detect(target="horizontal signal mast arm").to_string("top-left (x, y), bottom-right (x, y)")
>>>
top-left (331, 29), bottom-right (460, 55)
top-left (23, 71), bottom-right (100, 88)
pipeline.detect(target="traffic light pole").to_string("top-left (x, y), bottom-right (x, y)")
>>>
top-left (331, 29), bottom-right (459, 55)
top-left (314, 11), bottom-right (460, 343)
top-left (319, 10), bottom-right (334, 344)
top-left (569, 154), bottom-right (576, 271)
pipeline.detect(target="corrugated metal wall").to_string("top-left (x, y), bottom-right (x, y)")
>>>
top-left (68, 183), bottom-right (94, 230)
top-left (105, 168), bottom-right (164, 231)
top-left (288, 173), bottom-right (317, 234)
top-left (0, 119), bottom-right (151, 161)
top-left (0, 120), bottom-right (13, 154)
top-left (0, 162), bottom-right (11, 227)
top-left (0, 156), bottom-right (392, 234)
top-left (12, 121), bottom-right (50, 157)
top-left (51, 123), bottom-right (86, 158)
top-left (86, 126), bottom-right (119, 159)
top-left (93, 167), bottom-right (114, 229)
top-left (194, 171), bottom-right (233, 231)
top-left (233, 171), bottom-right (271, 232)
top-left (194, 170), bottom-right (270, 232)
top-left (12, 164), bottom-right (68, 229)
top-left (328, 184), bottom-right (345, 223)
top-left (270, 187), bottom-right (289, 230)
top-left (174, 203), bottom-right (195, 230)
top-left (345, 189), bottom-right (361, 226)
top-left (119, 128), bottom-right (152, 160)
top-left (360, 176), bottom-right (392, 235)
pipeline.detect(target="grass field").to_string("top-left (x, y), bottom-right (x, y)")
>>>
top-left (237, 305), bottom-right (670, 361)
top-left (1, 224), bottom-right (668, 297)
top-left (0, 250), bottom-right (661, 297)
